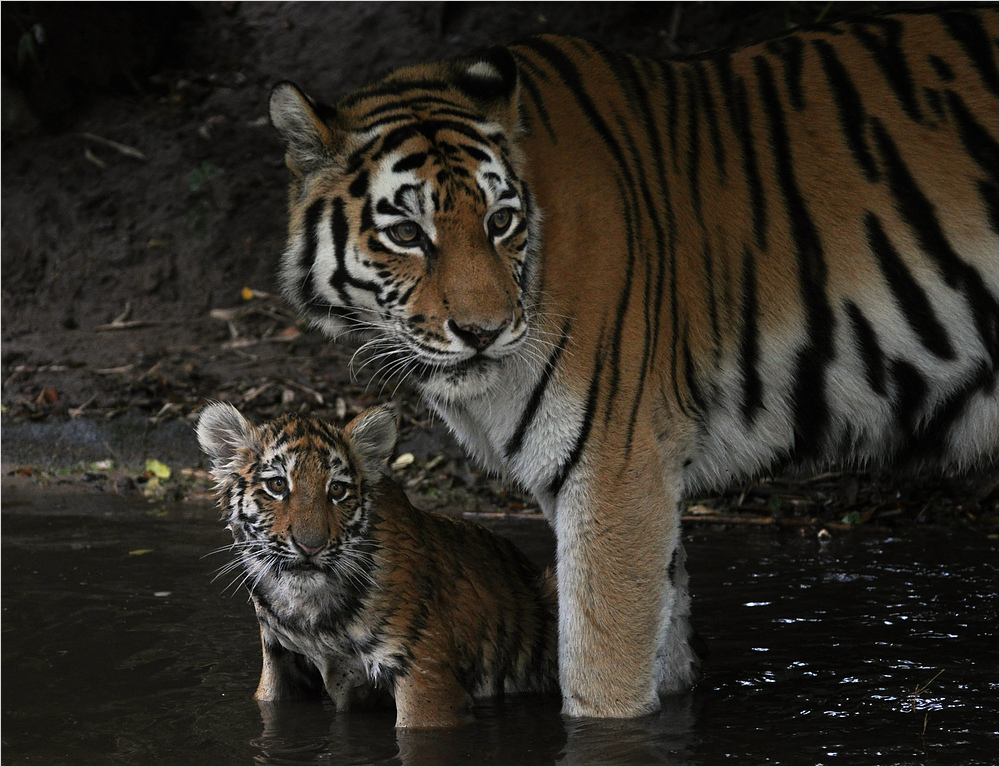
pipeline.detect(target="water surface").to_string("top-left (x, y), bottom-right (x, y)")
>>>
top-left (2, 488), bottom-right (996, 764)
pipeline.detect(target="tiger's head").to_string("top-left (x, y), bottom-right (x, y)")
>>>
top-left (269, 48), bottom-right (539, 401)
top-left (196, 402), bottom-right (398, 593)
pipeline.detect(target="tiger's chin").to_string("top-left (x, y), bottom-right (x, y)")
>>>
top-left (416, 356), bottom-right (504, 402)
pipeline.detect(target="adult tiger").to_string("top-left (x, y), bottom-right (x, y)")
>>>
top-left (269, 6), bottom-right (998, 718)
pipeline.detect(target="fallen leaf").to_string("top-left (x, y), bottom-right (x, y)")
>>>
top-left (129, 549), bottom-right (154, 556)
top-left (145, 459), bottom-right (171, 480)
top-left (391, 453), bottom-right (415, 471)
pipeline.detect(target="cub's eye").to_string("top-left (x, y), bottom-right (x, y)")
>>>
top-left (487, 208), bottom-right (513, 236)
top-left (264, 476), bottom-right (287, 495)
top-left (387, 221), bottom-right (422, 246)
top-left (328, 481), bottom-right (350, 503)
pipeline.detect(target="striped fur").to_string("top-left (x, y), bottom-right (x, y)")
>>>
top-left (269, 6), bottom-right (998, 717)
top-left (197, 403), bottom-right (558, 727)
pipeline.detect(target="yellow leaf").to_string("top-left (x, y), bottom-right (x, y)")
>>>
top-left (241, 286), bottom-right (255, 301)
top-left (129, 549), bottom-right (154, 556)
top-left (390, 453), bottom-right (415, 471)
top-left (145, 459), bottom-right (171, 480)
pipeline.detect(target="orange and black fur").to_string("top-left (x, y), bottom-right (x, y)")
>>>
top-left (267, 6), bottom-right (997, 717)
top-left (197, 403), bottom-right (558, 727)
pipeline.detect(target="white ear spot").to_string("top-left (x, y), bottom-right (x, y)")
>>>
top-left (465, 61), bottom-right (504, 82)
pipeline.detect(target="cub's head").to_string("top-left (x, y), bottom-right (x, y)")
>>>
top-left (269, 48), bottom-right (539, 401)
top-left (196, 402), bottom-right (398, 589)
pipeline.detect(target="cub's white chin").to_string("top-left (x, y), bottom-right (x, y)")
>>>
top-left (417, 358), bottom-right (504, 402)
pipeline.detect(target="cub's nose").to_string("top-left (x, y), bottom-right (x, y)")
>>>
top-left (447, 318), bottom-right (509, 351)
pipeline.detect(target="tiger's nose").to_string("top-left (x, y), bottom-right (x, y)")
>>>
top-left (447, 318), bottom-right (509, 351)
top-left (292, 536), bottom-right (325, 556)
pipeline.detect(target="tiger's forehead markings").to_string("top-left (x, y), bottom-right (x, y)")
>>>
top-left (256, 417), bottom-right (353, 474)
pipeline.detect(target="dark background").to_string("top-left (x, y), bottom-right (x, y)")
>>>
top-left (2, 2), bottom-right (994, 528)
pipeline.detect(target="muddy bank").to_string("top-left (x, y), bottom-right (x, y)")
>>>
top-left (2, 2), bottom-right (995, 532)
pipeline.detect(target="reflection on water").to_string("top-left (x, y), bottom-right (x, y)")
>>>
top-left (2, 494), bottom-right (996, 765)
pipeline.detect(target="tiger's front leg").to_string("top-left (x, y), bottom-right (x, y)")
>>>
top-left (553, 447), bottom-right (699, 718)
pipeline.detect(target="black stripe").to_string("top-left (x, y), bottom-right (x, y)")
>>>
top-left (978, 180), bottom-right (998, 231)
top-left (700, 240), bottom-right (721, 374)
top-left (928, 54), bottom-right (955, 83)
top-left (898, 361), bottom-right (994, 465)
top-left (392, 152), bottom-right (428, 173)
top-left (850, 16), bottom-right (923, 123)
top-left (865, 212), bottom-right (955, 360)
top-left (813, 38), bottom-right (879, 182)
top-left (379, 118), bottom-right (492, 160)
top-left (944, 89), bottom-right (998, 184)
top-left (692, 61), bottom-right (726, 179)
top-left (843, 299), bottom-right (887, 396)
top-left (298, 198), bottom-right (325, 276)
top-left (939, 8), bottom-right (998, 97)
top-left (504, 320), bottom-right (572, 459)
top-left (299, 199), bottom-right (327, 310)
top-left (663, 62), bottom-right (680, 174)
top-left (348, 168), bottom-right (369, 198)
top-left (510, 53), bottom-right (558, 142)
top-left (681, 329), bottom-right (705, 413)
top-left (890, 359), bottom-right (928, 435)
top-left (754, 54), bottom-right (834, 456)
top-left (613, 111), bottom-right (660, 443)
top-left (548, 340), bottom-right (603, 499)
top-left (521, 38), bottom-right (645, 442)
top-left (712, 52), bottom-right (767, 250)
top-left (871, 116), bottom-right (958, 279)
top-left (766, 35), bottom-right (806, 111)
top-left (738, 246), bottom-right (764, 423)
top-left (338, 79), bottom-right (451, 109)
top-left (924, 86), bottom-right (946, 120)
top-left (632, 57), bottom-right (675, 431)
top-left (682, 65), bottom-right (704, 219)
top-left (329, 198), bottom-right (381, 300)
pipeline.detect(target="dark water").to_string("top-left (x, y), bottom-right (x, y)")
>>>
top-left (2, 489), bottom-right (997, 765)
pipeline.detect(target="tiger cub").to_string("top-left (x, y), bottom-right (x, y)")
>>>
top-left (196, 402), bottom-right (558, 728)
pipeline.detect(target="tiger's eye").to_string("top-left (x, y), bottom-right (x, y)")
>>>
top-left (329, 481), bottom-right (349, 503)
top-left (487, 208), bottom-right (513, 236)
top-left (388, 221), bottom-right (421, 245)
top-left (265, 476), bottom-right (287, 495)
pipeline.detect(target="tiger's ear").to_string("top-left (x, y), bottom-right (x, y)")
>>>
top-left (196, 402), bottom-right (258, 475)
top-left (455, 47), bottom-right (519, 134)
top-left (344, 404), bottom-right (399, 479)
top-left (269, 81), bottom-right (339, 175)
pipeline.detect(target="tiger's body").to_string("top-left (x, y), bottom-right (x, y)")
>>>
top-left (197, 404), bottom-right (558, 728)
top-left (269, 6), bottom-right (998, 717)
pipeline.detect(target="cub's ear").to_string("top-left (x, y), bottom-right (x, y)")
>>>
top-left (269, 81), bottom-right (339, 175)
top-left (344, 404), bottom-right (399, 478)
top-left (196, 402), bottom-right (258, 474)
top-left (455, 47), bottom-right (519, 133)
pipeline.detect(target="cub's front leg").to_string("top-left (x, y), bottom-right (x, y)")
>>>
top-left (256, 624), bottom-right (375, 710)
top-left (393, 662), bottom-right (473, 728)
top-left (554, 442), bottom-right (698, 718)
top-left (254, 624), bottom-right (324, 701)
